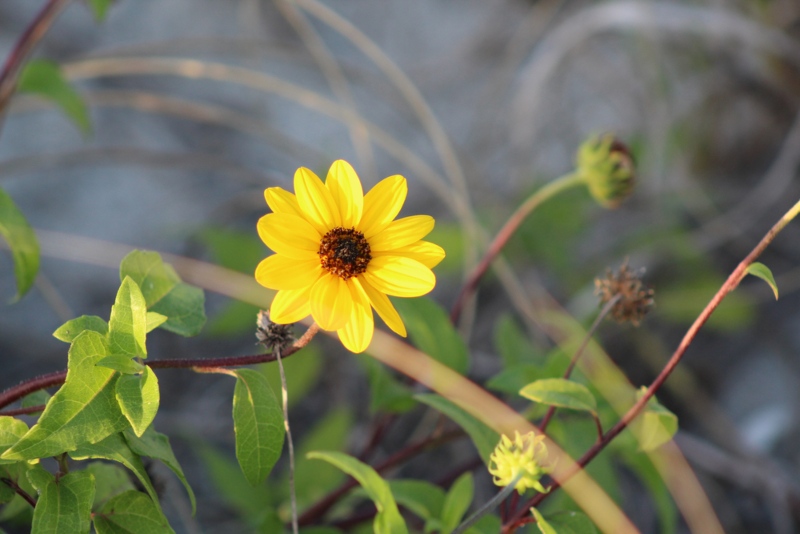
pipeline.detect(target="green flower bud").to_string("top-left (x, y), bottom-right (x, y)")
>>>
top-left (488, 431), bottom-right (550, 494)
top-left (576, 134), bottom-right (635, 209)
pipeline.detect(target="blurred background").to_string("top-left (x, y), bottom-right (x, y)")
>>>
top-left (2, 0), bottom-right (800, 532)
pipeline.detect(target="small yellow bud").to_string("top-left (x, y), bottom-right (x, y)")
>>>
top-left (488, 431), bottom-right (550, 495)
top-left (576, 134), bottom-right (635, 209)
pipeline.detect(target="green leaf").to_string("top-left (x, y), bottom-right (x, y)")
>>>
top-left (540, 510), bottom-right (598, 534)
top-left (123, 427), bottom-right (196, 514)
top-left (629, 389), bottom-right (678, 451)
top-left (119, 251), bottom-right (206, 337)
top-left (746, 262), bottom-right (778, 300)
top-left (464, 514), bottom-right (501, 534)
top-left (358, 355), bottom-right (415, 414)
top-left (196, 444), bottom-right (269, 520)
top-left (146, 312), bottom-right (168, 333)
top-left (86, 0), bottom-right (113, 21)
top-left (53, 315), bottom-right (108, 343)
top-left (306, 451), bottom-right (407, 534)
top-left (294, 408), bottom-right (353, 508)
top-left (85, 462), bottom-right (135, 509)
top-left (531, 508), bottom-right (557, 534)
top-left (108, 277), bottom-right (148, 358)
top-left (232, 369), bottom-right (285, 486)
top-left (0, 417), bottom-right (28, 458)
top-left (415, 394), bottom-right (499, 463)
top-left (94, 490), bottom-right (175, 534)
top-left (1, 331), bottom-right (127, 461)
top-left (0, 188), bottom-right (39, 301)
top-left (95, 354), bottom-right (145, 375)
top-left (70, 432), bottom-right (162, 513)
top-left (393, 297), bottom-right (469, 374)
top-left (388, 480), bottom-right (445, 521)
top-left (441, 473), bottom-right (473, 534)
top-left (31, 470), bottom-right (95, 534)
top-left (487, 364), bottom-right (545, 396)
top-left (116, 367), bottom-right (159, 437)
top-left (494, 314), bottom-right (539, 366)
top-left (17, 59), bottom-right (91, 134)
top-left (519, 379), bottom-right (597, 414)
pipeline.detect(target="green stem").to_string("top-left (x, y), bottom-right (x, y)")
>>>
top-left (451, 473), bottom-right (524, 534)
top-left (451, 173), bottom-right (583, 324)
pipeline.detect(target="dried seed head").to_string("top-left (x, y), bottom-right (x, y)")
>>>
top-left (256, 310), bottom-right (294, 350)
top-left (595, 261), bottom-right (654, 326)
top-left (577, 134), bottom-right (636, 209)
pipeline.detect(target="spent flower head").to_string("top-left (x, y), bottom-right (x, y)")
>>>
top-left (488, 431), bottom-right (550, 494)
top-left (255, 310), bottom-right (294, 351)
top-left (576, 133), bottom-right (635, 209)
top-left (255, 160), bottom-right (445, 353)
top-left (595, 260), bottom-right (654, 326)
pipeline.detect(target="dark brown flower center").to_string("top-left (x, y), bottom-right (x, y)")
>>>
top-left (318, 227), bottom-right (371, 280)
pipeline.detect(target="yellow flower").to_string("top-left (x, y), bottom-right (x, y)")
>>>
top-left (255, 160), bottom-right (445, 353)
top-left (488, 431), bottom-right (550, 494)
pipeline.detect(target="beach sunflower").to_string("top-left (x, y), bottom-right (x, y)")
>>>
top-left (255, 160), bottom-right (445, 353)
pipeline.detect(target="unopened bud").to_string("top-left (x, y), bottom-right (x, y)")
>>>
top-left (576, 134), bottom-right (635, 209)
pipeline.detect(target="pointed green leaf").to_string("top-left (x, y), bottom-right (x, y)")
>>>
top-left (17, 60), bottom-right (91, 134)
top-left (441, 473), bottom-right (473, 534)
top-left (232, 369), bottom-right (284, 486)
top-left (519, 379), bottom-right (597, 414)
top-left (531, 508), bottom-right (557, 534)
top-left (53, 315), bottom-right (108, 343)
top-left (307, 451), bottom-right (407, 534)
top-left (746, 262), bottom-right (778, 300)
top-left (540, 510), bottom-right (598, 534)
top-left (94, 490), bottom-right (175, 534)
top-left (85, 462), bottom-right (136, 508)
top-left (393, 297), bottom-right (469, 374)
top-left (70, 432), bottom-right (162, 513)
top-left (415, 394), bottom-right (499, 463)
top-left (388, 480), bottom-right (445, 522)
top-left (487, 363), bottom-right (545, 396)
top-left (0, 188), bottom-right (39, 301)
top-left (108, 277), bottom-right (148, 357)
top-left (630, 388), bottom-right (678, 451)
top-left (31, 470), bottom-right (95, 534)
top-left (119, 251), bottom-right (206, 337)
top-left (1, 331), bottom-right (128, 461)
top-left (145, 312), bottom-right (168, 333)
top-left (123, 427), bottom-right (196, 514)
top-left (96, 354), bottom-right (145, 375)
top-left (116, 367), bottom-right (159, 436)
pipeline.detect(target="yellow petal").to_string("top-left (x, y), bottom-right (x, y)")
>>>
top-left (337, 280), bottom-right (374, 353)
top-left (326, 160), bottom-right (363, 228)
top-left (257, 213), bottom-right (320, 260)
top-left (369, 215), bottom-right (435, 252)
top-left (362, 256), bottom-right (435, 297)
top-left (255, 254), bottom-right (322, 290)
top-left (310, 275), bottom-right (352, 331)
top-left (295, 166), bottom-right (340, 234)
top-left (270, 287), bottom-right (311, 324)
top-left (358, 277), bottom-right (406, 337)
top-left (374, 240), bottom-right (445, 269)
top-left (264, 187), bottom-right (304, 218)
top-left (359, 175), bottom-right (407, 238)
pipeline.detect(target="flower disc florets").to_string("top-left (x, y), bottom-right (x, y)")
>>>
top-left (318, 227), bottom-right (372, 280)
top-left (488, 431), bottom-right (550, 495)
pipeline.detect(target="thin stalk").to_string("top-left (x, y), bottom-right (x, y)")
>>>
top-left (276, 346), bottom-right (299, 534)
top-left (538, 294), bottom-right (620, 432)
top-left (452, 474), bottom-right (524, 534)
top-left (1, 477), bottom-right (36, 508)
top-left (451, 172), bottom-right (583, 324)
top-left (506, 197), bottom-right (800, 529)
top-left (0, 323), bottom-right (320, 410)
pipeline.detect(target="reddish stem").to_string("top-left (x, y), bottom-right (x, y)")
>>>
top-left (505, 200), bottom-right (800, 530)
top-left (1, 477), bottom-right (36, 508)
